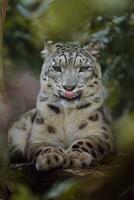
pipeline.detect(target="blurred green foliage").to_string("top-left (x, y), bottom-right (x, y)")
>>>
top-left (11, 184), bottom-right (38, 200)
top-left (115, 113), bottom-right (134, 152)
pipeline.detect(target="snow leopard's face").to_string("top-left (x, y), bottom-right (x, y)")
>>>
top-left (41, 42), bottom-right (102, 102)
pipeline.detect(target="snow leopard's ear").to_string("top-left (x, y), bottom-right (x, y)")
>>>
top-left (83, 41), bottom-right (101, 59)
top-left (41, 41), bottom-right (55, 59)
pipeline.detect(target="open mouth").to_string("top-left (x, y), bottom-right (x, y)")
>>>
top-left (60, 91), bottom-right (82, 101)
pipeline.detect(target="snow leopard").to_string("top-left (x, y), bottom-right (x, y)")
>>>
top-left (8, 41), bottom-right (114, 171)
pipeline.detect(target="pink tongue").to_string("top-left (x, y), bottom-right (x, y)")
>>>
top-left (64, 91), bottom-right (74, 98)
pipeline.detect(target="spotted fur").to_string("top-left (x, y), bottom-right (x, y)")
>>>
top-left (8, 41), bottom-right (114, 171)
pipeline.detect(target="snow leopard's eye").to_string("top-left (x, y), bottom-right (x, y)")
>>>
top-left (79, 66), bottom-right (90, 72)
top-left (52, 66), bottom-right (62, 72)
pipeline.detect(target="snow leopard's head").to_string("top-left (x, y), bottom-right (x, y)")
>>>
top-left (40, 41), bottom-right (102, 105)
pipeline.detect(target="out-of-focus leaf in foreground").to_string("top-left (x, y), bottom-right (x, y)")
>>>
top-left (11, 184), bottom-right (38, 200)
top-left (114, 113), bottom-right (134, 152)
top-left (29, 0), bottom-right (130, 41)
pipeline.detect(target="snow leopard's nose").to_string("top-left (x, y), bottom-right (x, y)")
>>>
top-left (62, 85), bottom-right (76, 91)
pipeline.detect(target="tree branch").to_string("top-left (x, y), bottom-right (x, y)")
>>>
top-left (0, 0), bottom-right (9, 94)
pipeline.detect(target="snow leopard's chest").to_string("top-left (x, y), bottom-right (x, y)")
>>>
top-left (35, 103), bottom-right (103, 149)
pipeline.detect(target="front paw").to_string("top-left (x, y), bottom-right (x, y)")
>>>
top-left (35, 147), bottom-right (65, 171)
top-left (63, 151), bottom-right (93, 169)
